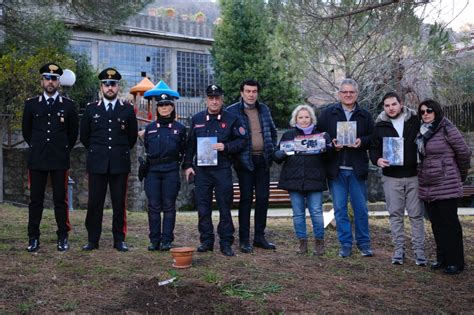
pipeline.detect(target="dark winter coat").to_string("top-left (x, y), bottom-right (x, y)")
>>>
top-left (182, 109), bottom-right (247, 170)
top-left (316, 103), bottom-right (374, 180)
top-left (80, 99), bottom-right (138, 174)
top-left (226, 100), bottom-right (277, 171)
top-left (417, 118), bottom-right (471, 202)
top-left (22, 94), bottom-right (79, 171)
top-left (369, 107), bottom-right (420, 178)
top-left (274, 127), bottom-right (332, 192)
top-left (144, 120), bottom-right (187, 172)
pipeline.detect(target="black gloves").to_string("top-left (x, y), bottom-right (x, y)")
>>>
top-left (138, 157), bottom-right (149, 181)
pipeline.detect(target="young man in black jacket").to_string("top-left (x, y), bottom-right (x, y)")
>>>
top-left (369, 92), bottom-right (426, 266)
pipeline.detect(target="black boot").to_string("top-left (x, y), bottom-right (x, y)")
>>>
top-left (27, 238), bottom-right (40, 252)
top-left (148, 242), bottom-right (160, 251)
top-left (160, 242), bottom-right (172, 251)
top-left (57, 237), bottom-right (69, 252)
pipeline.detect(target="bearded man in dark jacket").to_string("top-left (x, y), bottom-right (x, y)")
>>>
top-left (369, 92), bottom-right (426, 266)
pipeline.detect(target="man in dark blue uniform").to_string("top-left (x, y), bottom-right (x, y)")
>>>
top-left (22, 62), bottom-right (79, 252)
top-left (183, 84), bottom-right (247, 256)
top-left (80, 68), bottom-right (138, 252)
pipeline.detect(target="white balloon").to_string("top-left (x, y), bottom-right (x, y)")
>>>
top-left (60, 69), bottom-right (76, 87)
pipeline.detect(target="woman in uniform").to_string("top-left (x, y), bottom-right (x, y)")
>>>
top-left (143, 92), bottom-right (186, 251)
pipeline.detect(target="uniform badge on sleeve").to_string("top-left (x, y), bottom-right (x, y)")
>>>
top-left (238, 127), bottom-right (246, 135)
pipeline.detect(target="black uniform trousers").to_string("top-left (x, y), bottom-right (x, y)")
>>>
top-left (195, 166), bottom-right (235, 247)
top-left (144, 169), bottom-right (180, 243)
top-left (28, 169), bottom-right (70, 239)
top-left (85, 172), bottom-right (128, 244)
top-left (425, 198), bottom-right (464, 268)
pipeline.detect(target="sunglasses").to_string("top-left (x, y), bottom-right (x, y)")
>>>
top-left (101, 81), bottom-right (118, 87)
top-left (420, 108), bottom-right (434, 115)
top-left (157, 103), bottom-right (173, 107)
top-left (42, 75), bottom-right (59, 81)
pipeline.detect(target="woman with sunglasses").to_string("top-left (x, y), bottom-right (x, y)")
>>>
top-left (416, 99), bottom-right (471, 275)
top-left (142, 90), bottom-right (186, 251)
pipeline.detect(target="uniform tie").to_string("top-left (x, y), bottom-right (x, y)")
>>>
top-left (107, 103), bottom-right (113, 117)
top-left (47, 97), bottom-right (54, 108)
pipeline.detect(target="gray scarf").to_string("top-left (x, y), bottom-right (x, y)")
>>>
top-left (416, 122), bottom-right (436, 160)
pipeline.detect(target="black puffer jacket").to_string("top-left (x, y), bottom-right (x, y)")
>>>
top-left (274, 127), bottom-right (332, 192)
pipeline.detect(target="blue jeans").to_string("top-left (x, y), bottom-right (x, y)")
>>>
top-left (328, 169), bottom-right (371, 248)
top-left (289, 191), bottom-right (324, 240)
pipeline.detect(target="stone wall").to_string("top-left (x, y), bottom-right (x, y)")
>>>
top-left (3, 145), bottom-right (384, 211)
top-left (4, 131), bottom-right (471, 211)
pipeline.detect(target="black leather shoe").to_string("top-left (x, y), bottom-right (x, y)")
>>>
top-left (444, 265), bottom-right (464, 275)
top-left (160, 242), bottom-right (172, 251)
top-left (148, 242), bottom-right (160, 251)
top-left (113, 241), bottom-right (129, 252)
top-left (197, 243), bottom-right (214, 252)
top-left (430, 261), bottom-right (447, 270)
top-left (239, 242), bottom-right (253, 253)
top-left (57, 238), bottom-right (69, 251)
top-left (220, 245), bottom-right (235, 257)
top-left (27, 238), bottom-right (40, 252)
top-left (253, 237), bottom-right (276, 250)
top-left (82, 242), bottom-right (99, 251)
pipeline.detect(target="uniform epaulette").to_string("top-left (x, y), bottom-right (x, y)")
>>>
top-left (119, 99), bottom-right (131, 106)
top-left (26, 95), bottom-right (41, 101)
top-left (86, 100), bottom-right (99, 107)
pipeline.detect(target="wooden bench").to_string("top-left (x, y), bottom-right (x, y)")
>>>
top-left (213, 181), bottom-right (291, 206)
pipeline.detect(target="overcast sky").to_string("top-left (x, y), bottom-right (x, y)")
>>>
top-left (416, 0), bottom-right (473, 31)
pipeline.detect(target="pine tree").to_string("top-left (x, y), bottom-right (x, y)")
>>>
top-left (211, 0), bottom-right (301, 127)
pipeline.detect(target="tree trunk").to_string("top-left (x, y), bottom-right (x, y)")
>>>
top-left (0, 123), bottom-right (6, 204)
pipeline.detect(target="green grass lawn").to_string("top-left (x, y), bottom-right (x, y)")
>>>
top-left (1, 204), bottom-right (473, 313)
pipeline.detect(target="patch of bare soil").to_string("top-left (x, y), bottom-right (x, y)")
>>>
top-left (107, 278), bottom-right (245, 314)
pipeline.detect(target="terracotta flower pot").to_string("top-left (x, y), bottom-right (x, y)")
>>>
top-left (170, 247), bottom-right (195, 269)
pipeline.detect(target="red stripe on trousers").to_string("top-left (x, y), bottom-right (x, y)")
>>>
top-left (123, 174), bottom-right (129, 237)
top-left (64, 170), bottom-right (72, 232)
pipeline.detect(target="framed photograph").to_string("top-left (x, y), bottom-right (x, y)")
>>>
top-left (337, 121), bottom-right (357, 146)
top-left (383, 137), bottom-right (404, 166)
top-left (294, 132), bottom-right (327, 154)
top-left (197, 137), bottom-right (218, 166)
top-left (280, 140), bottom-right (295, 155)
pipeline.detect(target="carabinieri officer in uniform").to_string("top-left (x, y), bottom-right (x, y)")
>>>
top-left (80, 68), bottom-right (138, 252)
top-left (22, 62), bottom-right (79, 252)
top-left (143, 90), bottom-right (186, 251)
top-left (183, 84), bottom-right (247, 257)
